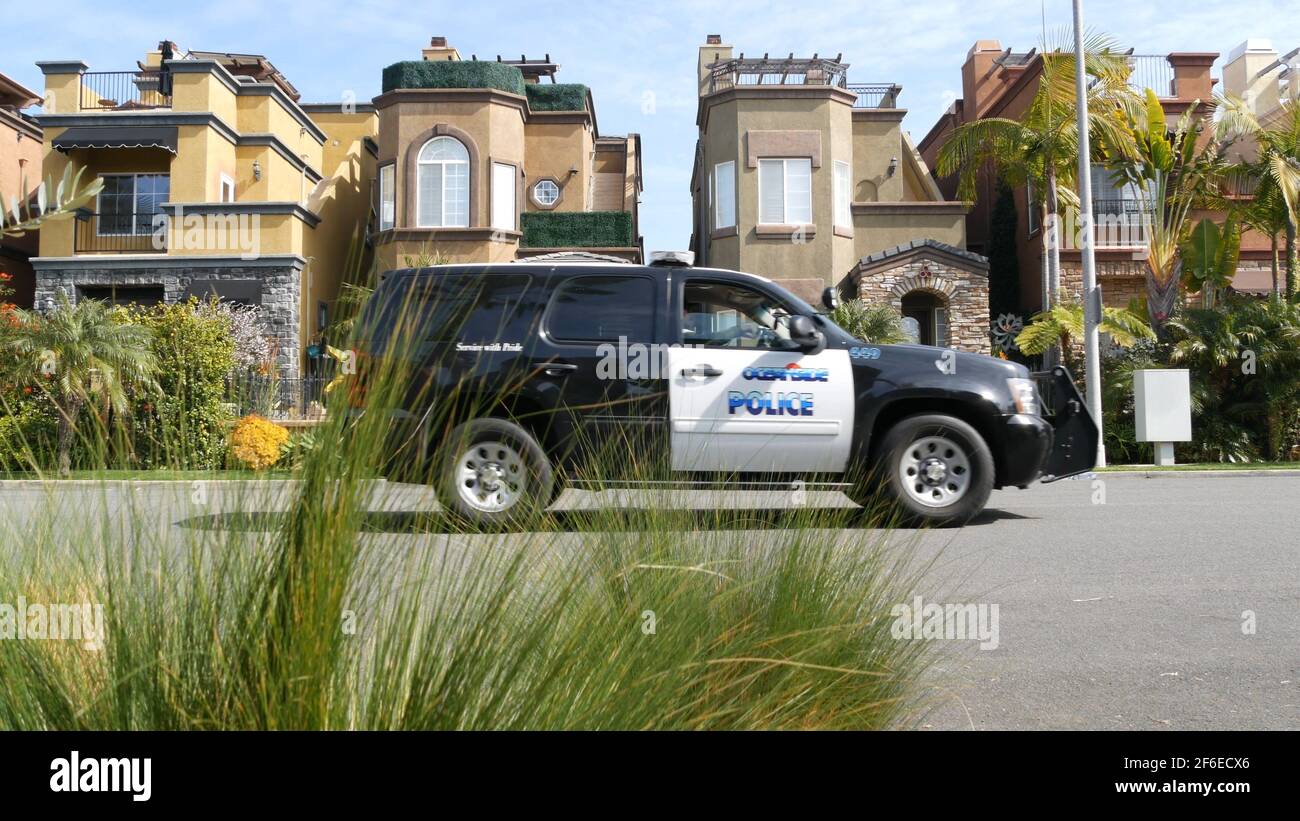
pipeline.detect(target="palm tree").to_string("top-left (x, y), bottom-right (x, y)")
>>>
top-left (827, 301), bottom-right (908, 344)
top-left (1216, 96), bottom-right (1300, 300)
top-left (936, 31), bottom-right (1136, 309)
top-left (1015, 298), bottom-right (1155, 373)
top-left (1097, 91), bottom-right (1241, 332)
top-left (5, 293), bottom-right (158, 476)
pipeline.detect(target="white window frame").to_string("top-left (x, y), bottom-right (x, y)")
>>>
top-left (757, 158), bottom-right (812, 225)
top-left (491, 162), bottom-right (517, 232)
top-left (713, 160), bottom-right (735, 230)
top-left (415, 136), bottom-right (470, 228)
top-left (96, 172), bottom-right (170, 237)
top-left (378, 163), bottom-right (395, 231)
top-left (833, 160), bottom-right (852, 228)
top-left (532, 179), bottom-right (560, 208)
top-left (220, 173), bottom-right (236, 203)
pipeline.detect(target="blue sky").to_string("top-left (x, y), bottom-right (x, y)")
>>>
top-left (6, 0), bottom-right (1298, 253)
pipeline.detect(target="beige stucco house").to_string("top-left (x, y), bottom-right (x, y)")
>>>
top-left (371, 37), bottom-right (643, 269)
top-left (689, 35), bottom-right (988, 352)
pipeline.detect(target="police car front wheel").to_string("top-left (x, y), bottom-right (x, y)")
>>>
top-left (438, 418), bottom-right (554, 528)
top-left (874, 414), bottom-right (994, 526)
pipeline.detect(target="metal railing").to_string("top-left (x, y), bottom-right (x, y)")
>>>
top-left (74, 211), bottom-right (168, 254)
top-left (1060, 199), bottom-right (1153, 249)
top-left (847, 83), bottom-right (901, 108)
top-left (1127, 55), bottom-right (1176, 98)
top-left (225, 375), bottom-right (331, 421)
top-left (79, 70), bottom-right (171, 111)
top-left (707, 57), bottom-right (849, 94)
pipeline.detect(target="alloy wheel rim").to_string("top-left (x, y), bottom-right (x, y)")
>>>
top-left (898, 434), bottom-right (971, 508)
top-left (457, 440), bottom-right (527, 513)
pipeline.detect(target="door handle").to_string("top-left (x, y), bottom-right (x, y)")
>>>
top-left (681, 365), bottom-right (724, 378)
top-left (543, 362), bottom-right (578, 377)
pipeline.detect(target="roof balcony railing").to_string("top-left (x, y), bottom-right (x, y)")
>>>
top-left (848, 83), bottom-right (902, 108)
top-left (1127, 54), bottom-right (1176, 99)
top-left (79, 70), bottom-right (172, 111)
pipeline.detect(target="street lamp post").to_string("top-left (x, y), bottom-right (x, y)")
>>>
top-left (1072, 0), bottom-right (1107, 468)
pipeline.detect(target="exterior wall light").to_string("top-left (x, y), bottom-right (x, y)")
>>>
top-left (253, 160), bottom-right (262, 181)
top-left (887, 156), bottom-right (899, 177)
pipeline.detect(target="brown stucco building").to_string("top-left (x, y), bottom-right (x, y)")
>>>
top-left (371, 37), bottom-right (643, 269)
top-left (917, 40), bottom-right (1234, 313)
top-left (0, 71), bottom-right (44, 307)
top-left (689, 35), bottom-right (989, 353)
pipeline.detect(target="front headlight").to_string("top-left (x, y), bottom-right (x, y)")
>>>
top-left (1006, 377), bottom-right (1039, 415)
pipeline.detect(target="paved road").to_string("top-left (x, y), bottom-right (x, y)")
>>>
top-left (1, 473), bottom-right (1296, 730)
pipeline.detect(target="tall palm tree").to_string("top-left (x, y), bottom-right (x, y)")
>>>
top-left (5, 293), bottom-right (158, 476)
top-left (936, 31), bottom-right (1136, 310)
top-left (1216, 96), bottom-right (1300, 300)
top-left (1097, 91), bottom-right (1241, 331)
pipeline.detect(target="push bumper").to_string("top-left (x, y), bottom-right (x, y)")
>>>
top-left (998, 412), bottom-right (1054, 487)
top-left (1033, 366), bottom-right (1100, 482)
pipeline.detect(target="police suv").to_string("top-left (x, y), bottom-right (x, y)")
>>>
top-left (357, 254), bottom-right (1097, 527)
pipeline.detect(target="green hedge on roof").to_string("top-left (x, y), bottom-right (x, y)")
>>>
top-left (521, 211), bottom-right (634, 248)
top-left (524, 83), bottom-right (589, 112)
top-left (381, 61), bottom-right (525, 95)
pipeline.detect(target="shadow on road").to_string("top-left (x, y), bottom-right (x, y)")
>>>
top-left (176, 504), bottom-right (1034, 535)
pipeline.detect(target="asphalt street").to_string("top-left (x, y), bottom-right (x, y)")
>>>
top-left (1, 472), bottom-right (1295, 730)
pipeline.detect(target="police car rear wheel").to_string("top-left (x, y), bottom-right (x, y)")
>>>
top-left (876, 414), bottom-right (993, 526)
top-left (439, 419), bottom-right (554, 528)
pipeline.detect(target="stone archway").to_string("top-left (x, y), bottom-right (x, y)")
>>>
top-left (844, 239), bottom-right (991, 353)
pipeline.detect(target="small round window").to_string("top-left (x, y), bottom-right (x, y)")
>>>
top-left (532, 179), bottom-right (560, 207)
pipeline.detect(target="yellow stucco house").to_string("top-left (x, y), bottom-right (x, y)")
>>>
top-left (33, 44), bottom-right (377, 378)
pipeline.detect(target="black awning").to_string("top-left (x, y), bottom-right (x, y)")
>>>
top-left (52, 125), bottom-right (178, 154)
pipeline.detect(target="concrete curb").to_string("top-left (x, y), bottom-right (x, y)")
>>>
top-left (1091, 469), bottom-right (1300, 479)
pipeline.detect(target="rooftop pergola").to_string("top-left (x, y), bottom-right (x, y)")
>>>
top-left (705, 55), bottom-right (899, 108)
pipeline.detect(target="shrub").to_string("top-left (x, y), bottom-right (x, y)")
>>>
top-left (229, 414), bottom-right (289, 470)
top-left (128, 300), bottom-right (236, 469)
top-left (381, 61), bottom-right (525, 96)
top-left (520, 211), bottom-right (634, 248)
top-left (829, 300), bottom-right (908, 344)
top-left (525, 83), bottom-right (588, 112)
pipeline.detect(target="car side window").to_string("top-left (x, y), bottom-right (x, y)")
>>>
top-left (681, 280), bottom-right (800, 350)
top-left (546, 275), bottom-right (657, 344)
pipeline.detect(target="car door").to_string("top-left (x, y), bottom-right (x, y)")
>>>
top-left (666, 276), bottom-right (854, 474)
top-left (537, 271), bottom-right (668, 474)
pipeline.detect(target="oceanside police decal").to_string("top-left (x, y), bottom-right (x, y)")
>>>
top-left (727, 390), bottom-right (815, 416)
top-left (742, 362), bottom-right (829, 382)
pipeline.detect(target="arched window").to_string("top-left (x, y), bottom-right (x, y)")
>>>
top-left (416, 136), bottom-right (469, 228)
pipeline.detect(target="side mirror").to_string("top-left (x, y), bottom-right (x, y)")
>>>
top-left (821, 287), bottom-right (839, 312)
top-left (787, 314), bottom-right (826, 355)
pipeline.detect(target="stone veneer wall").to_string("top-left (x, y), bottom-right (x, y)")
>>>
top-left (33, 261), bottom-right (303, 378)
top-left (856, 256), bottom-right (991, 354)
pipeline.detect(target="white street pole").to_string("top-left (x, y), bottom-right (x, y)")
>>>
top-left (1072, 0), bottom-right (1106, 468)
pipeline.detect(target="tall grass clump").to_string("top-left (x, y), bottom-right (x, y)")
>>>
top-left (0, 269), bottom-right (944, 729)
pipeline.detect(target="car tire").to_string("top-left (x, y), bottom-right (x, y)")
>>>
top-left (437, 418), bottom-right (555, 529)
top-left (865, 414), bottom-right (995, 527)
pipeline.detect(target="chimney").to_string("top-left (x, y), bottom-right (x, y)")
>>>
top-left (699, 34), bottom-right (733, 97)
top-left (1223, 39), bottom-right (1280, 115)
top-left (422, 36), bottom-right (461, 62)
top-left (961, 40), bottom-right (1005, 120)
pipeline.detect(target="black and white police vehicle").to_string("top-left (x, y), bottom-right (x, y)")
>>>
top-left (357, 252), bottom-right (1097, 527)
